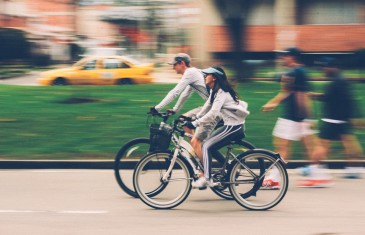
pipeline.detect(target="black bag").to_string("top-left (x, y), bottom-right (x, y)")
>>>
top-left (149, 124), bottom-right (172, 152)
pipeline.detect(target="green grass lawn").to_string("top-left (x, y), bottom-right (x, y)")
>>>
top-left (0, 82), bottom-right (364, 160)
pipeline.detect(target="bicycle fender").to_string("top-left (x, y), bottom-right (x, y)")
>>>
top-left (233, 149), bottom-right (286, 165)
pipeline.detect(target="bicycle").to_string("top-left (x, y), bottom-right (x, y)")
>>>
top-left (114, 111), bottom-right (255, 199)
top-left (114, 112), bottom-right (171, 198)
top-left (133, 116), bottom-right (289, 210)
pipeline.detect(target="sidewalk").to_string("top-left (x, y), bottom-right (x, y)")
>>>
top-left (1, 159), bottom-right (364, 169)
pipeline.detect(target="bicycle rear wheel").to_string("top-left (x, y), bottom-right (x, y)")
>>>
top-left (114, 138), bottom-right (150, 198)
top-left (229, 150), bottom-right (288, 210)
top-left (133, 152), bottom-right (192, 209)
top-left (210, 139), bottom-right (256, 200)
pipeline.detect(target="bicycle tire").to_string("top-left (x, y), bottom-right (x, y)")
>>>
top-left (229, 149), bottom-right (289, 210)
top-left (210, 139), bottom-right (256, 200)
top-left (114, 138), bottom-right (150, 198)
top-left (133, 152), bottom-right (193, 209)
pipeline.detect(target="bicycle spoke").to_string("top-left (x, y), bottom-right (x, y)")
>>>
top-left (134, 152), bottom-right (192, 209)
top-left (230, 151), bottom-right (288, 210)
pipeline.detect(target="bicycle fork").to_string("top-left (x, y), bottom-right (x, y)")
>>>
top-left (161, 136), bottom-right (201, 182)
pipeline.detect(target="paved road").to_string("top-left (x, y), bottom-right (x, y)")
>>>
top-left (0, 71), bottom-right (40, 86)
top-left (0, 170), bottom-right (364, 235)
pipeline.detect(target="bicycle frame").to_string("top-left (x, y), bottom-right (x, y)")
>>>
top-left (157, 113), bottom-right (287, 186)
top-left (162, 133), bottom-right (201, 181)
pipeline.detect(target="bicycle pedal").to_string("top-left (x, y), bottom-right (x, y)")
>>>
top-left (209, 182), bottom-right (220, 187)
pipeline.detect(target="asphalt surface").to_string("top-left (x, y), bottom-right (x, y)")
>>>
top-left (0, 169), bottom-right (364, 235)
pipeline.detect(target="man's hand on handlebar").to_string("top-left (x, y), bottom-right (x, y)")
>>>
top-left (149, 106), bottom-right (159, 115)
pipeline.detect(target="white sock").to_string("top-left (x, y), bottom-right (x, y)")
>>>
top-left (309, 164), bottom-right (331, 180)
top-left (268, 166), bottom-right (280, 181)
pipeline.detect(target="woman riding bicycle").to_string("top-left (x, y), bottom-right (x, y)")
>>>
top-left (185, 66), bottom-right (250, 189)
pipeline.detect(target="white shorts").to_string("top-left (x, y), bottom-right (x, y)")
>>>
top-left (273, 118), bottom-right (317, 141)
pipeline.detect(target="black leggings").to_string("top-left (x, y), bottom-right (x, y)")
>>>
top-left (202, 124), bottom-right (245, 179)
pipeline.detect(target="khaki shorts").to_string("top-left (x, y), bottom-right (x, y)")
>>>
top-left (183, 107), bottom-right (221, 141)
top-left (183, 107), bottom-right (202, 119)
top-left (273, 118), bottom-right (317, 141)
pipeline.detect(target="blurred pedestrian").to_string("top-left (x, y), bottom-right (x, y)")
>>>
top-left (308, 57), bottom-right (364, 180)
top-left (261, 47), bottom-right (325, 189)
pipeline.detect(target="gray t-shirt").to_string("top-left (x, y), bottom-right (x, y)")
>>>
top-left (155, 67), bottom-right (209, 112)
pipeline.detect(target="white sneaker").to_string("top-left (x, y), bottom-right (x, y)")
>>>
top-left (296, 165), bottom-right (312, 177)
top-left (343, 167), bottom-right (363, 179)
top-left (192, 177), bottom-right (208, 189)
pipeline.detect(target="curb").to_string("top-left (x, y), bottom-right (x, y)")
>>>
top-left (1, 160), bottom-right (364, 170)
top-left (0, 160), bottom-right (114, 170)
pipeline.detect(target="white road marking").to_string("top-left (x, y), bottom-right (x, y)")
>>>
top-left (0, 170), bottom-right (109, 173)
top-left (0, 210), bottom-right (46, 213)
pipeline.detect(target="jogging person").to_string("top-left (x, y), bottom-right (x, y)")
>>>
top-left (307, 57), bottom-right (364, 181)
top-left (184, 66), bottom-right (250, 189)
top-left (261, 47), bottom-right (320, 188)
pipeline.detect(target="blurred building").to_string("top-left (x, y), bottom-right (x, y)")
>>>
top-left (0, 0), bottom-right (119, 63)
top-left (1, 0), bottom-right (365, 64)
top-left (196, 0), bottom-right (365, 63)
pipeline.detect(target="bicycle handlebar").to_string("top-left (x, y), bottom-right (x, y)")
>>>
top-left (147, 110), bottom-right (172, 122)
top-left (147, 111), bottom-right (192, 136)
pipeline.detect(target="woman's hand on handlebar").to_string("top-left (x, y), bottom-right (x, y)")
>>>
top-left (184, 121), bottom-right (196, 130)
top-left (178, 115), bottom-right (192, 122)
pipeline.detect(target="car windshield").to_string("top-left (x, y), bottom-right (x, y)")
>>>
top-left (122, 56), bottom-right (142, 66)
top-left (73, 58), bottom-right (91, 67)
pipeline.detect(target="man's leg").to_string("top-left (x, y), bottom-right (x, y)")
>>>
top-left (182, 106), bottom-right (202, 139)
top-left (341, 134), bottom-right (364, 178)
top-left (297, 138), bottom-right (333, 187)
top-left (263, 118), bottom-right (295, 189)
top-left (191, 137), bottom-right (203, 162)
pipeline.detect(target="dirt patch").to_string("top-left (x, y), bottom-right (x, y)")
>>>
top-left (57, 97), bottom-right (101, 104)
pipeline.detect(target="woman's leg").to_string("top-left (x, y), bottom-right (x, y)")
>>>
top-left (201, 125), bottom-right (243, 180)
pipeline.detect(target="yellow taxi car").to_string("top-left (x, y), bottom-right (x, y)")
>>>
top-left (38, 56), bottom-right (154, 85)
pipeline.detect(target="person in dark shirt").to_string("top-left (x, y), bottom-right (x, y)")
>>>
top-left (309, 57), bottom-right (364, 180)
top-left (262, 47), bottom-right (323, 188)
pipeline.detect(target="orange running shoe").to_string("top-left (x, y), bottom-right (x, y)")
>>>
top-left (296, 179), bottom-right (333, 188)
top-left (261, 179), bottom-right (280, 190)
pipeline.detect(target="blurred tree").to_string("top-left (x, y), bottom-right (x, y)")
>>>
top-left (0, 28), bottom-right (31, 62)
top-left (103, 0), bottom-right (168, 58)
top-left (214, 0), bottom-right (254, 82)
top-left (354, 48), bottom-right (365, 70)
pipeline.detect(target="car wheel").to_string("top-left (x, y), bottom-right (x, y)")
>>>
top-left (52, 78), bottom-right (68, 86)
top-left (117, 78), bottom-right (133, 85)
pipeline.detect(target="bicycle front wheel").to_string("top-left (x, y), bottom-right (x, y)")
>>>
top-left (114, 138), bottom-right (150, 198)
top-left (229, 150), bottom-right (288, 210)
top-left (133, 152), bottom-right (192, 209)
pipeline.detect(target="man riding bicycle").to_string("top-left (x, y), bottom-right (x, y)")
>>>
top-left (151, 53), bottom-right (221, 157)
